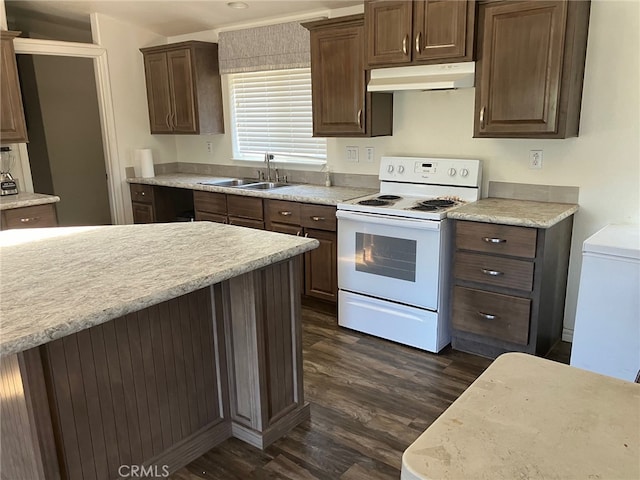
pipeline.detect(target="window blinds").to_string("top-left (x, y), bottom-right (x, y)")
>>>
top-left (229, 68), bottom-right (326, 163)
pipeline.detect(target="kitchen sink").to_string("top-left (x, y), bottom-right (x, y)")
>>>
top-left (235, 182), bottom-right (290, 190)
top-left (199, 178), bottom-right (258, 187)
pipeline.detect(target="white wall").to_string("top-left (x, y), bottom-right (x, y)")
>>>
top-left (172, 0), bottom-right (640, 337)
top-left (91, 13), bottom-right (176, 223)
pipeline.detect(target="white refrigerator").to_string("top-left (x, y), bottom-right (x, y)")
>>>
top-left (570, 224), bottom-right (640, 381)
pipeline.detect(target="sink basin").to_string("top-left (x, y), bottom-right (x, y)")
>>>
top-left (199, 178), bottom-right (259, 187)
top-left (235, 182), bottom-right (290, 190)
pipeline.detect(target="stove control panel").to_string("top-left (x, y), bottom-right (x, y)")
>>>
top-left (379, 156), bottom-right (482, 187)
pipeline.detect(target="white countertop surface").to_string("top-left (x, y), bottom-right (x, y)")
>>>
top-left (127, 174), bottom-right (375, 205)
top-left (402, 353), bottom-right (640, 480)
top-left (0, 192), bottom-right (60, 210)
top-left (0, 222), bottom-right (318, 356)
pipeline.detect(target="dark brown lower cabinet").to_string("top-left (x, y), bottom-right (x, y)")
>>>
top-left (266, 199), bottom-right (338, 303)
top-left (451, 217), bottom-right (573, 358)
top-left (1, 203), bottom-right (58, 230)
top-left (304, 228), bottom-right (337, 302)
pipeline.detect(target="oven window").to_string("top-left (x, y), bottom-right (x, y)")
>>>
top-left (355, 233), bottom-right (417, 282)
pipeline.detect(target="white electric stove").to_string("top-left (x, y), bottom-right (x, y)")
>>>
top-left (336, 156), bottom-right (482, 353)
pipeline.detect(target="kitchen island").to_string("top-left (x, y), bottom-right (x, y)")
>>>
top-left (0, 222), bottom-right (318, 479)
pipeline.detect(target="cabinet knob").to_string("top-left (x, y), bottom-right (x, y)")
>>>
top-left (477, 311), bottom-right (497, 320)
top-left (481, 268), bottom-right (504, 277)
top-left (140, 191), bottom-right (145, 196)
top-left (402, 34), bottom-right (409, 55)
top-left (483, 237), bottom-right (506, 244)
top-left (415, 32), bottom-right (422, 54)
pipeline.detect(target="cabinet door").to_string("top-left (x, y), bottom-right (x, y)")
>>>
top-left (310, 23), bottom-right (366, 136)
top-left (365, 1), bottom-right (413, 66)
top-left (143, 52), bottom-right (173, 134)
top-left (0, 32), bottom-right (28, 143)
top-left (304, 228), bottom-right (337, 302)
top-left (167, 49), bottom-right (197, 133)
top-left (413, 0), bottom-right (473, 63)
top-left (475, 1), bottom-right (568, 136)
top-left (132, 202), bottom-right (155, 224)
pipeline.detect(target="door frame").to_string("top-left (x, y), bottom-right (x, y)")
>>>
top-left (13, 37), bottom-right (124, 224)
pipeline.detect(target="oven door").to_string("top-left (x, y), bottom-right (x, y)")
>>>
top-left (337, 210), bottom-right (442, 310)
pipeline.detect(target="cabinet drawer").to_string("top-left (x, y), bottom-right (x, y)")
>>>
top-left (227, 195), bottom-right (263, 220)
top-left (452, 286), bottom-right (531, 345)
top-left (229, 216), bottom-right (264, 229)
top-left (455, 251), bottom-right (534, 292)
top-left (130, 183), bottom-right (154, 203)
top-left (300, 204), bottom-right (336, 231)
top-left (2, 204), bottom-right (58, 229)
top-left (194, 191), bottom-right (227, 215)
top-left (195, 211), bottom-right (227, 224)
top-left (456, 221), bottom-right (537, 258)
top-left (265, 200), bottom-right (301, 226)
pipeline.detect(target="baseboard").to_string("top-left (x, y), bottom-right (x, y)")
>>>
top-left (232, 403), bottom-right (311, 449)
top-left (562, 328), bottom-right (574, 342)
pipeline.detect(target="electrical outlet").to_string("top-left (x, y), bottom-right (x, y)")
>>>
top-left (365, 147), bottom-right (375, 163)
top-left (206, 141), bottom-right (213, 154)
top-left (529, 150), bottom-right (543, 169)
top-left (346, 146), bottom-right (359, 163)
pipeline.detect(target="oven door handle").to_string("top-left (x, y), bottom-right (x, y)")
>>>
top-left (336, 210), bottom-right (441, 231)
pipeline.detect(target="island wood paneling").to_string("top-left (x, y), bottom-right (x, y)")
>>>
top-left (40, 287), bottom-right (228, 480)
top-left (224, 257), bottom-right (308, 448)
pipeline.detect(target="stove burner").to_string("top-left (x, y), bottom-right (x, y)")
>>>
top-left (358, 199), bottom-right (389, 206)
top-left (377, 195), bottom-right (402, 200)
top-left (410, 205), bottom-right (438, 211)
top-left (420, 199), bottom-right (456, 208)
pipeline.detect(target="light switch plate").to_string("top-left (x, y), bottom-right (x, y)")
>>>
top-left (365, 147), bottom-right (375, 163)
top-left (346, 146), bottom-right (359, 163)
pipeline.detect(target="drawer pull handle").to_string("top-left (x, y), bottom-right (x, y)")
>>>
top-left (279, 211), bottom-right (293, 216)
top-left (481, 268), bottom-right (504, 277)
top-left (478, 311), bottom-right (497, 320)
top-left (483, 237), bottom-right (506, 244)
top-left (140, 191), bottom-right (146, 196)
top-left (311, 216), bottom-right (325, 222)
top-left (20, 217), bottom-right (39, 223)
top-left (304, 232), bottom-right (309, 238)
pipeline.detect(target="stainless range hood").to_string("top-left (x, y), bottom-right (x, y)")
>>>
top-left (367, 62), bottom-right (475, 92)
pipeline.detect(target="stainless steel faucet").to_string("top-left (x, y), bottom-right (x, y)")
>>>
top-left (264, 152), bottom-right (274, 182)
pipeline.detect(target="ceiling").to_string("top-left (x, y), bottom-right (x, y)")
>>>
top-left (5, 0), bottom-right (363, 37)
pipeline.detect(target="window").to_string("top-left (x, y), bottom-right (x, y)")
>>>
top-left (229, 68), bottom-right (326, 164)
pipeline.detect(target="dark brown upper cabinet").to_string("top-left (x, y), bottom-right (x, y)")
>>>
top-left (303, 15), bottom-right (393, 138)
top-left (474, 0), bottom-right (591, 138)
top-left (1, 31), bottom-right (28, 144)
top-left (365, 0), bottom-right (476, 68)
top-left (140, 41), bottom-right (224, 135)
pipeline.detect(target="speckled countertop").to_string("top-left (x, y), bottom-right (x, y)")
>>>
top-left (127, 174), bottom-right (375, 205)
top-left (447, 198), bottom-right (578, 228)
top-left (401, 353), bottom-right (639, 480)
top-left (0, 192), bottom-right (60, 210)
top-left (0, 222), bottom-right (318, 357)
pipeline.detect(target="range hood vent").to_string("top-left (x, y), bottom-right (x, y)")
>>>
top-left (367, 62), bottom-right (475, 92)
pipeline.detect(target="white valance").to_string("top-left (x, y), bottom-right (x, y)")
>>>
top-left (218, 21), bottom-right (312, 74)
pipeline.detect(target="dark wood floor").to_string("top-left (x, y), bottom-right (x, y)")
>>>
top-left (171, 308), bottom-right (570, 479)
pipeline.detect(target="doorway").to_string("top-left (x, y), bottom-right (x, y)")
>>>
top-left (18, 53), bottom-right (111, 225)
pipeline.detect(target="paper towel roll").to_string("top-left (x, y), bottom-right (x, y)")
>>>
top-left (135, 149), bottom-right (155, 178)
